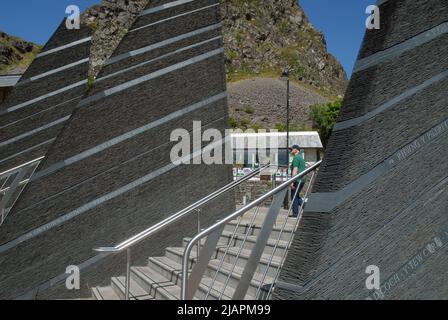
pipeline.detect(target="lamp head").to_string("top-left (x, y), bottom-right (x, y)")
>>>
top-left (280, 70), bottom-right (290, 81)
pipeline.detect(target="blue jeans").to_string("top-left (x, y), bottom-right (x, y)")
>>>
top-left (291, 181), bottom-right (305, 217)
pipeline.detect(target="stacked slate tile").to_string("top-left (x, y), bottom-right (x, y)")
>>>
top-left (0, 0), bottom-right (233, 299)
top-left (0, 22), bottom-right (91, 173)
top-left (275, 0), bottom-right (448, 299)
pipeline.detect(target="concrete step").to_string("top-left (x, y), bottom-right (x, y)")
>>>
top-left (232, 206), bottom-right (297, 226)
top-left (146, 256), bottom-right (243, 300)
top-left (183, 231), bottom-right (289, 257)
top-left (110, 276), bottom-right (154, 300)
top-left (224, 220), bottom-right (295, 242)
top-left (205, 259), bottom-right (273, 299)
top-left (149, 254), bottom-right (269, 299)
top-left (92, 286), bottom-right (120, 300)
top-left (90, 205), bottom-right (297, 300)
top-left (166, 246), bottom-right (282, 278)
top-left (131, 265), bottom-right (182, 300)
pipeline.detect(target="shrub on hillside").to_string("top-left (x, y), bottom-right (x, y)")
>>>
top-left (310, 98), bottom-right (343, 147)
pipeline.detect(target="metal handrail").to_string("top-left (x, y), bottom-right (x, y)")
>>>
top-left (94, 163), bottom-right (273, 253)
top-left (1, 157), bottom-right (44, 226)
top-left (265, 173), bottom-right (316, 299)
top-left (0, 178), bottom-right (31, 194)
top-left (257, 170), bottom-right (316, 299)
top-left (181, 160), bottom-right (322, 299)
top-left (218, 204), bottom-right (262, 299)
top-left (0, 157), bottom-right (44, 178)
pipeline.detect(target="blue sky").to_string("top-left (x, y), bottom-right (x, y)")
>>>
top-left (300, 0), bottom-right (373, 75)
top-left (0, 0), bottom-right (100, 42)
top-left (0, 0), bottom-right (373, 76)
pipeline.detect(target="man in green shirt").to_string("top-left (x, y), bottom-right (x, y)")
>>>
top-left (289, 145), bottom-right (306, 217)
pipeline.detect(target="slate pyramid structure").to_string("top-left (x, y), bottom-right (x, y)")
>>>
top-left (0, 22), bottom-right (91, 173)
top-left (275, 0), bottom-right (448, 299)
top-left (0, 0), bottom-right (234, 299)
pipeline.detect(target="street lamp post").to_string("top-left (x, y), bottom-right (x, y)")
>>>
top-left (280, 70), bottom-right (291, 209)
top-left (280, 70), bottom-right (290, 168)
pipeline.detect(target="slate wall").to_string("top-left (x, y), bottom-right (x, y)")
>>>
top-left (0, 0), bottom-right (234, 299)
top-left (0, 87), bottom-right (11, 105)
top-left (0, 21), bottom-right (91, 173)
top-left (274, 0), bottom-right (448, 300)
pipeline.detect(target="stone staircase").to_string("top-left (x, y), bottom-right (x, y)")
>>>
top-left (91, 207), bottom-right (297, 300)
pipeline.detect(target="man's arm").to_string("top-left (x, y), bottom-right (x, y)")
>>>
top-left (290, 167), bottom-right (298, 189)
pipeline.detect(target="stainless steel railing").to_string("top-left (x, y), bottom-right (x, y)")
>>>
top-left (204, 171), bottom-right (316, 300)
top-left (181, 160), bottom-right (321, 300)
top-left (258, 170), bottom-right (316, 299)
top-left (94, 162), bottom-right (275, 300)
top-left (0, 157), bottom-right (44, 226)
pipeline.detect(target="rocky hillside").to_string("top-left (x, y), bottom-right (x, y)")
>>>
top-left (0, 31), bottom-right (40, 75)
top-left (228, 77), bottom-right (327, 130)
top-left (222, 0), bottom-right (348, 97)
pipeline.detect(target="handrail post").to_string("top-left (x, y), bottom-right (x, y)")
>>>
top-left (196, 208), bottom-right (201, 261)
top-left (125, 248), bottom-right (131, 300)
top-left (232, 188), bottom-right (287, 299)
top-left (182, 225), bottom-right (225, 300)
top-left (181, 240), bottom-right (195, 300)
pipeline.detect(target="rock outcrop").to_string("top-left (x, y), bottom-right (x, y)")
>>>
top-left (228, 77), bottom-right (327, 130)
top-left (221, 0), bottom-right (348, 97)
top-left (81, 0), bottom-right (149, 79)
top-left (0, 31), bottom-right (40, 74)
